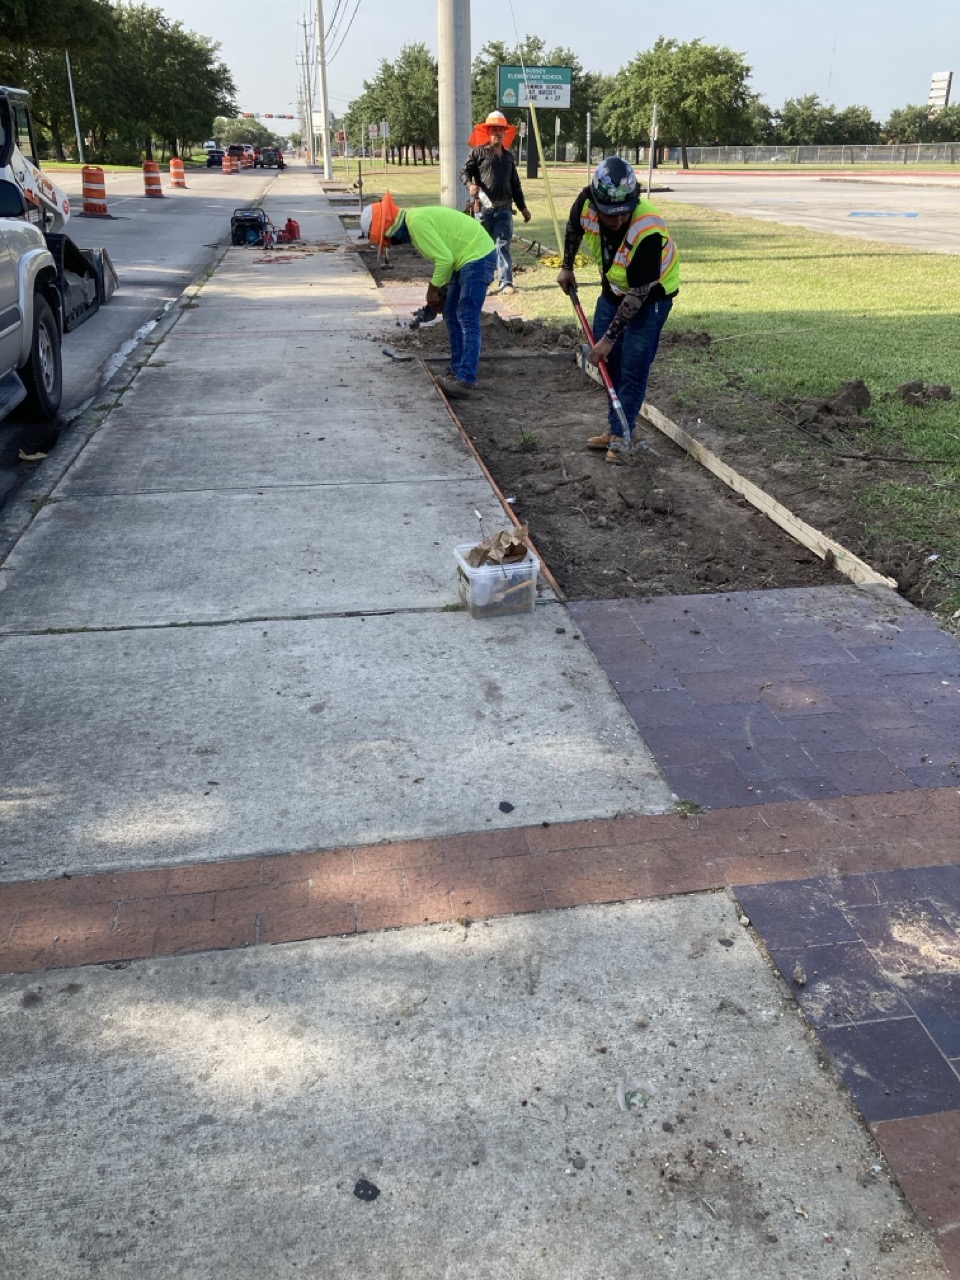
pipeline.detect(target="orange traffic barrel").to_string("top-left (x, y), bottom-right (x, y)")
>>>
top-left (143, 160), bottom-right (164, 197)
top-left (81, 165), bottom-right (109, 216)
top-left (169, 157), bottom-right (187, 188)
top-left (224, 154), bottom-right (237, 174)
top-left (241, 151), bottom-right (254, 169)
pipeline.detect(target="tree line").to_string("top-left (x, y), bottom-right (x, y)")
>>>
top-left (343, 35), bottom-right (960, 166)
top-left (0, 0), bottom-right (237, 162)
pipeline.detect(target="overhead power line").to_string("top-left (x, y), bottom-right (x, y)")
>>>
top-left (326, 0), bottom-right (362, 65)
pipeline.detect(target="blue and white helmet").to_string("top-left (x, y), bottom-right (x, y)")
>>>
top-left (590, 157), bottom-right (639, 215)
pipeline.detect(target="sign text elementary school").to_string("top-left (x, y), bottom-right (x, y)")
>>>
top-left (497, 66), bottom-right (572, 110)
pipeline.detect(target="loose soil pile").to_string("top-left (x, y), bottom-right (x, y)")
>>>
top-left (359, 244), bottom-right (918, 603)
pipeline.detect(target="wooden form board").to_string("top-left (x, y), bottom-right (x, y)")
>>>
top-left (640, 403), bottom-right (897, 589)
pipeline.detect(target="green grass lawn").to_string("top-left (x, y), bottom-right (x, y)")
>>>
top-left (341, 159), bottom-right (960, 615)
top-left (43, 162), bottom-right (145, 173)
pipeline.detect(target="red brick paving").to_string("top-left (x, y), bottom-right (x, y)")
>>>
top-left (1, 785), bottom-right (956, 977)
top-left (874, 1112), bottom-right (960, 1279)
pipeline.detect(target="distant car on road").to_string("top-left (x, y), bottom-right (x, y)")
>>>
top-left (206, 145), bottom-right (225, 167)
top-left (256, 146), bottom-right (285, 169)
top-left (227, 144), bottom-right (256, 168)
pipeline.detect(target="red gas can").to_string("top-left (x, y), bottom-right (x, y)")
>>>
top-left (284, 218), bottom-right (301, 241)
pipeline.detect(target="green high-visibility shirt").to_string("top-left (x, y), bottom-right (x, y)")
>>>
top-left (393, 206), bottom-right (495, 289)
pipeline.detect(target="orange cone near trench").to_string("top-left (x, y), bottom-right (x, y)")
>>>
top-left (81, 165), bottom-right (109, 216)
top-left (143, 160), bottom-right (164, 197)
top-left (169, 157), bottom-right (187, 188)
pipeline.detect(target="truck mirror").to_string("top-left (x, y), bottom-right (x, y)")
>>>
top-left (0, 179), bottom-right (27, 218)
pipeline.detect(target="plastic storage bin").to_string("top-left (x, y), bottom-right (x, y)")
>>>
top-left (454, 543), bottom-right (540, 619)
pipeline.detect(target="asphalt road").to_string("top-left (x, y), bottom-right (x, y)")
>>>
top-left (0, 164), bottom-right (278, 501)
top-left (656, 170), bottom-right (960, 253)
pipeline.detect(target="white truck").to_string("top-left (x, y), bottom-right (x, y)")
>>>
top-left (0, 85), bottom-right (117, 422)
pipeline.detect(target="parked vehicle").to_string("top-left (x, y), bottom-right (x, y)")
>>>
top-left (257, 146), bottom-right (285, 169)
top-left (0, 182), bottom-right (63, 422)
top-left (0, 84), bottom-right (118, 423)
top-left (227, 144), bottom-right (255, 167)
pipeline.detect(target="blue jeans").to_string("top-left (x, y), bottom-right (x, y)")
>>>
top-left (479, 207), bottom-right (515, 287)
top-left (593, 294), bottom-right (673, 438)
top-left (443, 250), bottom-right (497, 385)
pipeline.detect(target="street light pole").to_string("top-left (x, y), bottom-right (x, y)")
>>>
top-left (299, 25), bottom-right (315, 165)
top-left (314, 0), bottom-right (334, 178)
top-left (65, 51), bottom-right (84, 164)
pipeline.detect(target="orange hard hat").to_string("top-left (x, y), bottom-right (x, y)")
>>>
top-left (359, 191), bottom-right (401, 248)
top-left (469, 110), bottom-right (518, 149)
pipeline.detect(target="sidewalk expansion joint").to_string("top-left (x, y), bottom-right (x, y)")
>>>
top-left (56, 478), bottom-right (477, 499)
top-left (4, 600), bottom-right (564, 638)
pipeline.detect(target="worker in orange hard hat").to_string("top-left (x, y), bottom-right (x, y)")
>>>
top-left (360, 194), bottom-right (496, 398)
top-left (461, 110), bottom-right (531, 297)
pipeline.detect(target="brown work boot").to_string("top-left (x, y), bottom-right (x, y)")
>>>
top-left (604, 448), bottom-right (625, 464)
top-left (586, 431), bottom-right (612, 450)
top-left (435, 374), bottom-right (474, 400)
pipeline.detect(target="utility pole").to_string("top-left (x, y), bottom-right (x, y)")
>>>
top-left (299, 24), bottom-right (315, 164)
top-left (314, 0), bottom-right (333, 178)
top-left (646, 101), bottom-right (659, 197)
top-left (585, 111), bottom-right (592, 169)
top-left (438, 0), bottom-right (471, 208)
top-left (64, 51), bottom-right (84, 163)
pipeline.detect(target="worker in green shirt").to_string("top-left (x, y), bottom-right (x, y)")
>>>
top-left (361, 193), bottom-right (496, 399)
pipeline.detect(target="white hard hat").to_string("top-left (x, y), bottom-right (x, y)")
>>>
top-left (359, 203), bottom-right (373, 237)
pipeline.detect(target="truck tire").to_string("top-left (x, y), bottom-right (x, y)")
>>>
top-left (19, 293), bottom-right (62, 422)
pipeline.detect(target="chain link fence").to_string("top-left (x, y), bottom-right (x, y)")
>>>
top-left (685, 143), bottom-right (960, 165)
top-left (569, 143), bottom-right (960, 166)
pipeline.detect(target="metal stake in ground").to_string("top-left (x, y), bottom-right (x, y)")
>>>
top-left (568, 286), bottom-right (633, 449)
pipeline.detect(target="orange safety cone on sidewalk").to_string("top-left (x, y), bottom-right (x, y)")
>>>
top-left (81, 165), bottom-right (109, 216)
top-left (143, 160), bottom-right (164, 197)
top-left (169, 157), bottom-right (187, 189)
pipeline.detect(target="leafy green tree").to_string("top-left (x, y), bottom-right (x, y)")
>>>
top-left (743, 98), bottom-right (775, 144)
top-left (830, 105), bottom-right (882, 145)
top-left (883, 104), bottom-right (948, 143)
top-left (771, 97), bottom-right (879, 146)
top-left (601, 38), bottom-right (757, 165)
top-left (214, 117), bottom-right (283, 148)
top-left (0, 0), bottom-right (115, 52)
top-left (0, 1), bottom-right (235, 162)
top-left (771, 95), bottom-right (833, 144)
top-left (345, 44), bottom-right (438, 164)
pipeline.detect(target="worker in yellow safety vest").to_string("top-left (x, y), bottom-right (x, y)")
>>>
top-left (361, 192), bottom-right (496, 400)
top-left (557, 157), bottom-right (680, 463)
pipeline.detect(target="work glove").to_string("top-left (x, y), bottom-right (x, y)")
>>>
top-left (425, 283), bottom-right (444, 308)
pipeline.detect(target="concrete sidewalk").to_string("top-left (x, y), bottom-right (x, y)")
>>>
top-left (1, 167), bottom-right (958, 1279)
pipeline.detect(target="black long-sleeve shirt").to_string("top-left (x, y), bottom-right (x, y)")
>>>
top-left (461, 145), bottom-right (527, 211)
top-left (562, 187), bottom-right (677, 341)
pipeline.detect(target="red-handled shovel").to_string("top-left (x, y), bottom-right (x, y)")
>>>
top-left (568, 286), bottom-right (633, 449)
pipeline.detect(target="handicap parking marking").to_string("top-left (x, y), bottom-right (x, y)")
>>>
top-left (849, 210), bottom-right (919, 218)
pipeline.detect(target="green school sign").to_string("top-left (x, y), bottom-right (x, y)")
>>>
top-left (497, 66), bottom-right (572, 110)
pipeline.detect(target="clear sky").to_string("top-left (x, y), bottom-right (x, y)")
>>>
top-left (156, 0), bottom-right (959, 133)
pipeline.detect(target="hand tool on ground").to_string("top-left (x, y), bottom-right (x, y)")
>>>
top-left (567, 286), bottom-right (633, 449)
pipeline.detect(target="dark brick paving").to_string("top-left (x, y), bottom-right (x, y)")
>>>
top-left (570, 583), bottom-right (960, 1272)
top-left (735, 865), bottom-right (960, 1272)
top-left (569, 585), bottom-right (960, 808)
